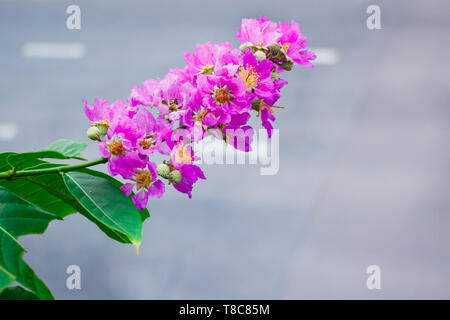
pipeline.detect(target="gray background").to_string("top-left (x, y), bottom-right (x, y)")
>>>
top-left (1, 0), bottom-right (449, 299)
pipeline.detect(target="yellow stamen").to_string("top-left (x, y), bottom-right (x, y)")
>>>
top-left (93, 119), bottom-right (110, 127)
top-left (199, 64), bottom-right (214, 75)
top-left (174, 141), bottom-right (193, 164)
top-left (138, 137), bottom-right (155, 150)
top-left (239, 64), bottom-right (260, 90)
top-left (282, 42), bottom-right (291, 53)
top-left (212, 86), bottom-right (234, 106)
top-left (107, 139), bottom-right (126, 156)
top-left (195, 108), bottom-right (208, 122)
top-left (133, 169), bottom-right (152, 190)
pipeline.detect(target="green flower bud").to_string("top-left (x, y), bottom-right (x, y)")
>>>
top-left (89, 120), bottom-right (109, 141)
top-left (168, 170), bottom-right (182, 183)
top-left (266, 43), bottom-right (282, 57)
top-left (239, 42), bottom-right (253, 52)
top-left (87, 126), bottom-right (102, 141)
top-left (275, 50), bottom-right (288, 61)
top-left (280, 60), bottom-right (293, 71)
top-left (271, 71), bottom-right (280, 80)
top-left (97, 123), bottom-right (109, 137)
top-left (251, 99), bottom-right (263, 112)
top-left (157, 163), bottom-right (170, 178)
top-left (254, 50), bottom-right (267, 62)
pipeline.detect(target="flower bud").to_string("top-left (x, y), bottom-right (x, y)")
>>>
top-left (87, 126), bottom-right (102, 141)
top-left (97, 123), bottom-right (109, 137)
top-left (239, 42), bottom-right (253, 52)
top-left (251, 99), bottom-right (263, 112)
top-left (275, 50), bottom-right (288, 61)
top-left (267, 43), bottom-right (282, 57)
top-left (280, 60), bottom-right (293, 71)
top-left (157, 163), bottom-right (170, 178)
top-left (271, 71), bottom-right (280, 80)
top-left (254, 50), bottom-right (266, 62)
top-left (168, 170), bottom-right (182, 183)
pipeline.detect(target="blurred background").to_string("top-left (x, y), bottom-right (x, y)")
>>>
top-left (1, 0), bottom-right (450, 299)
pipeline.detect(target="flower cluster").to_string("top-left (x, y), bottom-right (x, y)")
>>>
top-left (84, 17), bottom-right (315, 210)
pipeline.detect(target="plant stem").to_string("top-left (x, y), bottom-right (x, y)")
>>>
top-left (0, 158), bottom-right (108, 180)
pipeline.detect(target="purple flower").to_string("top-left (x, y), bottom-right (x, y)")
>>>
top-left (278, 21), bottom-right (316, 68)
top-left (261, 107), bottom-right (276, 138)
top-left (183, 42), bottom-right (240, 79)
top-left (153, 71), bottom-right (193, 119)
top-left (98, 138), bottom-right (132, 176)
top-left (135, 108), bottom-right (168, 156)
top-left (128, 78), bottom-right (159, 107)
top-left (253, 100), bottom-right (279, 138)
top-left (197, 74), bottom-right (250, 126)
top-left (224, 113), bottom-right (254, 152)
top-left (172, 164), bottom-right (206, 199)
top-left (240, 48), bottom-right (278, 105)
top-left (82, 17), bottom-right (314, 210)
top-left (170, 141), bottom-right (196, 166)
top-left (117, 154), bottom-right (165, 209)
top-left (84, 98), bottom-right (110, 123)
top-left (236, 17), bottom-right (316, 69)
top-left (169, 141), bottom-right (205, 198)
top-left (236, 16), bottom-right (281, 46)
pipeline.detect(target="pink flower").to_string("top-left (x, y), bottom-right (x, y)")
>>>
top-left (135, 108), bottom-right (170, 156)
top-left (84, 99), bottom-right (137, 140)
top-left (98, 138), bottom-right (133, 176)
top-left (224, 113), bottom-right (254, 152)
top-left (84, 98), bottom-right (111, 123)
top-left (169, 141), bottom-right (205, 198)
top-left (172, 164), bottom-right (206, 199)
top-left (83, 17), bottom-right (314, 210)
top-left (197, 74), bottom-right (250, 126)
top-left (236, 16), bottom-right (281, 46)
top-left (261, 107), bottom-right (276, 138)
top-left (117, 154), bottom-right (165, 209)
top-left (236, 17), bottom-right (316, 69)
top-left (128, 78), bottom-right (159, 107)
top-left (183, 42), bottom-right (240, 79)
top-left (240, 48), bottom-right (278, 105)
top-left (96, 104), bottom-right (141, 174)
top-left (170, 141), bottom-right (196, 167)
top-left (153, 71), bottom-right (192, 118)
top-left (278, 21), bottom-right (316, 68)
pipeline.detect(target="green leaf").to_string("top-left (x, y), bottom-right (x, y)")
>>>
top-left (0, 152), bottom-right (148, 244)
top-left (0, 286), bottom-right (39, 300)
top-left (1, 167), bottom-right (135, 244)
top-left (16, 163), bottom-right (147, 243)
top-left (0, 187), bottom-right (59, 299)
top-left (7, 151), bottom-right (72, 171)
top-left (46, 139), bottom-right (87, 160)
top-left (0, 154), bottom-right (78, 218)
top-left (78, 168), bottom-right (150, 222)
top-left (63, 171), bottom-right (144, 249)
top-left (0, 186), bottom-right (61, 237)
top-left (4, 139), bottom-right (87, 172)
top-left (0, 226), bottom-right (53, 300)
top-left (0, 266), bottom-right (15, 293)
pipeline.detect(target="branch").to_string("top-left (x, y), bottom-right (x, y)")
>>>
top-left (0, 158), bottom-right (108, 180)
